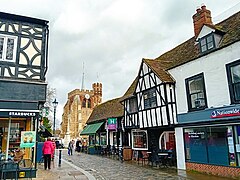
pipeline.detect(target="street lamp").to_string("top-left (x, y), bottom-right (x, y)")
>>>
top-left (52, 98), bottom-right (58, 136)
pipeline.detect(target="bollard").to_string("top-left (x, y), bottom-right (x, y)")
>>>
top-left (58, 149), bottom-right (62, 167)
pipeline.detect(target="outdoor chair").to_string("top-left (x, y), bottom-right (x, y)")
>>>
top-left (138, 151), bottom-right (149, 165)
top-left (1, 161), bottom-right (19, 180)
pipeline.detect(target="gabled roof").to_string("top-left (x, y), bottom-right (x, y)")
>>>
top-left (157, 11), bottom-right (240, 70)
top-left (87, 97), bottom-right (123, 124)
top-left (121, 11), bottom-right (240, 101)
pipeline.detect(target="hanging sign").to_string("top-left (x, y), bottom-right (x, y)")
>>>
top-left (211, 108), bottom-right (240, 118)
top-left (20, 131), bottom-right (36, 148)
top-left (107, 118), bottom-right (117, 130)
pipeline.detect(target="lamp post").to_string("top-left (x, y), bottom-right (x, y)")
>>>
top-left (52, 98), bottom-right (58, 136)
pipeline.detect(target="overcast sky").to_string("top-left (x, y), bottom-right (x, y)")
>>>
top-left (2, 0), bottom-right (240, 127)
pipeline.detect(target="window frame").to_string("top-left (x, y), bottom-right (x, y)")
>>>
top-left (226, 60), bottom-right (240, 104)
top-left (0, 34), bottom-right (18, 62)
top-left (185, 73), bottom-right (208, 112)
top-left (131, 129), bottom-right (148, 150)
top-left (199, 33), bottom-right (216, 54)
top-left (143, 88), bottom-right (157, 109)
top-left (128, 97), bottom-right (138, 113)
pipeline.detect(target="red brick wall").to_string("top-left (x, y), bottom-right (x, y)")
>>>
top-left (186, 162), bottom-right (240, 178)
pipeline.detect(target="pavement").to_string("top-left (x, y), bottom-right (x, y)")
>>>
top-left (34, 150), bottom-right (95, 180)
top-left (32, 150), bottom-right (232, 180)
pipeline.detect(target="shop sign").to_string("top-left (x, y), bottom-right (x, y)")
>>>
top-left (107, 118), bottom-right (117, 130)
top-left (39, 107), bottom-right (49, 117)
top-left (211, 108), bottom-right (240, 118)
top-left (9, 111), bottom-right (36, 117)
top-left (20, 131), bottom-right (36, 148)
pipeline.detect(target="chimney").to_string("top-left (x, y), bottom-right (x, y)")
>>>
top-left (192, 4), bottom-right (213, 37)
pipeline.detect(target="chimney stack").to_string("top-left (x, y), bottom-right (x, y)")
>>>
top-left (192, 4), bottom-right (213, 37)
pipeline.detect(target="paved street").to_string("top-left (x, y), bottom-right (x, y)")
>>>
top-left (56, 150), bottom-right (232, 180)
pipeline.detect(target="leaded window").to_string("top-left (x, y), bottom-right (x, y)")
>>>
top-left (143, 88), bottom-right (157, 109)
top-left (129, 98), bottom-right (137, 113)
top-left (0, 35), bottom-right (17, 62)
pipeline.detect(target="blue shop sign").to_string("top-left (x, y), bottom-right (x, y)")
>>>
top-left (178, 105), bottom-right (240, 124)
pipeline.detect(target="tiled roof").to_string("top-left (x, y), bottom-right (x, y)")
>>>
top-left (87, 97), bottom-right (123, 124)
top-left (121, 11), bottom-right (240, 99)
top-left (155, 11), bottom-right (240, 70)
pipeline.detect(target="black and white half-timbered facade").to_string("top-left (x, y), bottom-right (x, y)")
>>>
top-left (0, 12), bottom-right (49, 177)
top-left (123, 58), bottom-right (177, 159)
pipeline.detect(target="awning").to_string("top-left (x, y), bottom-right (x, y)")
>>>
top-left (80, 122), bottom-right (104, 135)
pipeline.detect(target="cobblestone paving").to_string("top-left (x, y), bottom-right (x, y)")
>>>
top-left (60, 151), bottom-right (232, 180)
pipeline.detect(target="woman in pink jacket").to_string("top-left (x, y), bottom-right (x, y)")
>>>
top-left (42, 137), bottom-right (54, 170)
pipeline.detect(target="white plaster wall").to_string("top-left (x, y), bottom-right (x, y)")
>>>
top-left (175, 127), bottom-right (186, 170)
top-left (169, 42), bottom-right (240, 113)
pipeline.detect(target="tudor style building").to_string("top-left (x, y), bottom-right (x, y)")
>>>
top-left (122, 60), bottom-right (177, 159)
top-left (0, 12), bottom-right (49, 177)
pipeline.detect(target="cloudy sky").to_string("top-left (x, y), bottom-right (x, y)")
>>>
top-left (2, 0), bottom-right (240, 126)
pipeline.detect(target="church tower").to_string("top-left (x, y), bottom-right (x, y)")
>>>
top-left (61, 82), bottom-right (102, 140)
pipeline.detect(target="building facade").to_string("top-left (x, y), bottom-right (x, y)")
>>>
top-left (169, 6), bottom-right (240, 177)
top-left (0, 12), bottom-right (49, 177)
top-left (61, 83), bottom-right (102, 140)
top-left (121, 4), bottom-right (240, 177)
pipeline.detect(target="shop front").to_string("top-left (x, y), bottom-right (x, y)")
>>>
top-left (177, 105), bottom-right (240, 177)
top-left (0, 109), bottom-right (39, 178)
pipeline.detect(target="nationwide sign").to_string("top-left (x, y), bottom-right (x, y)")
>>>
top-left (211, 108), bottom-right (240, 118)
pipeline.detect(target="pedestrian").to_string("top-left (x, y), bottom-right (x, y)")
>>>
top-left (68, 140), bottom-right (74, 155)
top-left (55, 139), bottom-right (60, 149)
top-left (51, 139), bottom-right (56, 160)
top-left (42, 137), bottom-right (54, 170)
top-left (76, 139), bottom-right (82, 155)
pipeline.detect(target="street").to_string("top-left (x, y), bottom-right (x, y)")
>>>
top-left (58, 150), bottom-right (232, 180)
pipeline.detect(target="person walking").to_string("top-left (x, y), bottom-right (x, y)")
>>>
top-left (42, 137), bottom-right (54, 170)
top-left (68, 140), bottom-right (74, 156)
top-left (51, 139), bottom-right (56, 161)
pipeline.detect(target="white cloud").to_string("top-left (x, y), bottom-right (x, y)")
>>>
top-left (1, 0), bottom-right (240, 127)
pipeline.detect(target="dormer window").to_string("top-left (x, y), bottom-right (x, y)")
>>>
top-left (199, 33), bottom-right (215, 54)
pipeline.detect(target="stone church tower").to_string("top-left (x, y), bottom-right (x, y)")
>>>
top-left (61, 83), bottom-right (102, 139)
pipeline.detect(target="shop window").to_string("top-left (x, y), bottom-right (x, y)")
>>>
top-left (0, 35), bottom-right (17, 62)
top-left (185, 73), bottom-right (207, 111)
top-left (226, 60), bottom-right (240, 104)
top-left (100, 133), bottom-right (107, 145)
top-left (0, 121), bottom-right (26, 160)
top-left (234, 126), bottom-right (240, 166)
top-left (207, 126), bottom-right (229, 165)
top-left (184, 128), bottom-right (208, 163)
top-left (184, 126), bottom-right (240, 167)
top-left (89, 135), bottom-right (95, 145)
top-left (143, 88), bottom-right (157, 109)
top-left (132, 130), bottom-right (148, 150)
